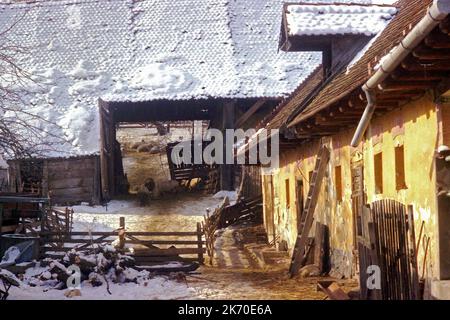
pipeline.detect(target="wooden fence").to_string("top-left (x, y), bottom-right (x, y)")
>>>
top-left (218, 195), bottom-right (263, 229)
top-left (40, 219), bottom-right (205, 264)
top-left (358, 199), bottom-right (420, 300)
top-left (202, 199), bottom-right (228, 262)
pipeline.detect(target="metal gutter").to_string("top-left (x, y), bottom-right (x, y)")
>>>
top-left (350, 0), bottom-right (450, 147)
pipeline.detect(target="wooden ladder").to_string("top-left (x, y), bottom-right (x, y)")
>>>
top-left (289, 144), bottom-right (330, 277)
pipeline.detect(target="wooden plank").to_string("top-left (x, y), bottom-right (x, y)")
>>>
top-left (44, 238), bottom-right (205, 245)
top-left (317, 281), bottom-right (350, 300)
top-left (48, 161), bottom-right (96, 172)
top-left (41, 231), bottom-right (199, 236)
top-left (41, 246), bottom-right (206, 255)
top-left (197, 222), bottom-right (204, 264)
top-left (48, 170), bottom-right (97, 180)
top-left (313, 222), bottom-right (325, 273)
top-left (407, 205), bottom-right (420, 300)
top-left (378, 81), bottom-right (435, 92)
top-left (50, 187), bottom-right (93, 196)
top-left (425, 33), bottom-right (450, 49)
top-left (48, 178), bottom-right (94, 190)
top-left (130, 248), bottom-right (206, 256)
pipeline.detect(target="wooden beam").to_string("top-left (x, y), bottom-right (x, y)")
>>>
top-left (348, 98), bottom-right (365, 109)
top-left (391, 70), bottom-right (446, 81)
top-left (220, 100), bottom-right (235, 191)
top-left (376, 90), bottom-right (424, 99)
top-left (235, 99), bottom-right (266, 128)
top-left (425, 33), bottom-right (450, 49)
top-left (378, 81), bottom-right (435, 92)
top-left (336, 104), bottom-right (364, 115)
top-left (318, 110), bottom-right (360, 121)
top-left (434, 77), bottom-right (450, 97)
top-left (413, 48), bottom-right (450, 60)
top-left (401, 57), bottom-right (450, 71)
top-left (439, 18), bottom-right (450, 35)
top-left (314, 117), bottom-right (356, 126)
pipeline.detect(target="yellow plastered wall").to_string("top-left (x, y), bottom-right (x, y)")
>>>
top-left (262, 135), bottom-right (357, 277)
top-left (363, 92), bottom-right (439, 280)
top-left (261, 92), bottom-right (440, 279)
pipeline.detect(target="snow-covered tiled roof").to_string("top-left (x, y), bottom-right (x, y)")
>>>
top-left (0, 0), bottom-right (395, 157)
top-left (286, 4), bottom-right (397, 36)
top-left (0, 0), bottom-right (321, 102)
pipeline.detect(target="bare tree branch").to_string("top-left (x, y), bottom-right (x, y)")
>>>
top-left (0, 11), bottom-right (69, 159)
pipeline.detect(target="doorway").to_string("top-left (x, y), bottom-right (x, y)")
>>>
top-left (264, 175), bottom-right (276, 245)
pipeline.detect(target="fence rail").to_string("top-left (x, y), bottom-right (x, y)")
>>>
top-left (39, 218), bottom-right (205, 264)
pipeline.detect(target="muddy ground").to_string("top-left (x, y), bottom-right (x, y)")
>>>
top-left (70, 126), bottom-right (359, 300)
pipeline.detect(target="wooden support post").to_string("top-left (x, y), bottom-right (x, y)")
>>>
top-left (93, 155), bottom-right (101, 205)
top-left (120, 216), bottom-right (125, 229)
top-left (197, 222), bottom-right (204, 264)
top-left (407, 205), bottom-right (420, 300)
top-left (220, 100), bottom-right (235, 191)
top-left (42, 160), bottom-right (49, 197)
top-left (65, 208), bottom-right (70, 234)
top-left (314, 222), bottom-right (325, 273)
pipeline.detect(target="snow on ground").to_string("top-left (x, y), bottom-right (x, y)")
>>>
top-left (71, 217), bottom-right (114, 233)
top-left (4, 192), bottom-right (230, 300)
top-left (70, 200), bottom-right (138, 215)
top-left (213, 190), bottom-right (238, 202)
top-left (69, 193), bottom-right (227, 217)
top-left (8, 258), bottom-right (195, 300)
top-left (8, 272), bottom-right (196, 300)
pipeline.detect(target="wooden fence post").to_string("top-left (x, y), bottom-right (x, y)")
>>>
top-left (197, 222), bottom-right (204, 264)
top-left (120, 217), bottom-right (125, 229)
top-left (407, 205), bottom-right (420, 300)
top-left (65, 208), bottom-right (70, 234)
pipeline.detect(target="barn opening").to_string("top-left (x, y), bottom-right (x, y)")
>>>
top-left (98, 98), bottom-right (279, 202)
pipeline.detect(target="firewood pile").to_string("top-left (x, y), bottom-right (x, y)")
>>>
top-left (8, 244), bottom-right (181, 293)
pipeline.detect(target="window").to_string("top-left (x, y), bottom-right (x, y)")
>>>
top-left (374, 152), bottom-right (383, 194)
top-left (395, 145), bottom-right (407, 190)
top-left (335, 165), bottom-right (343, 202)
top-left (285, 179), bottom-right (290, 208)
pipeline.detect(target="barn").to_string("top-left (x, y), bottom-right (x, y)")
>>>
top-left (0, 0), bottom-right (320, 204)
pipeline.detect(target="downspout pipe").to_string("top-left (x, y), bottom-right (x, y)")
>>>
top-left (350, 0), bottom-right (450, 147)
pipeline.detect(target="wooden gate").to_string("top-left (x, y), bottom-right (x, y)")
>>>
top-left (359, 199), bottom-right (420, 300)
top-left (40, 221), bottom-right (205, 265)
